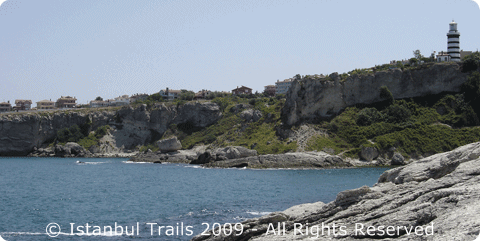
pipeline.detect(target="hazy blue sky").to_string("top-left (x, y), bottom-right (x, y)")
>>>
top-left (1, 0), bottom-right (479, 105)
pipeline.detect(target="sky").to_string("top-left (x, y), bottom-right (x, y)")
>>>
top-left (1, 0), bottom-right (479, 106)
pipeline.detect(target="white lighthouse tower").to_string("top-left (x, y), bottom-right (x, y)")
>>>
top-left (447, 20), bottom-right (461, 62)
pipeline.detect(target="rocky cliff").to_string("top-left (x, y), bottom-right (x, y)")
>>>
top-left (0, 102), bottom-right (222, 156)
top-left (282, 63), bottom-right (468, 126)
top-left (194, 141), bottom-right (480, 241)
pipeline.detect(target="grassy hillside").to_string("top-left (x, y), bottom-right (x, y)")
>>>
top-left (163, 95), bottom-right (298, 154)
top-left (158, 69), bottom-right (480, 160)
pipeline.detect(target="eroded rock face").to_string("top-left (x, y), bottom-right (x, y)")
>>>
top-left (194, 142), bottom-right (480, 241)
top-left (174, 102), bottom-right (222, 128)
top-left (282, 63), bottom-right (468, 126)
top-left (89, 131), bottom-right (121, 155)
top-left (0, 102), bottom-right (222, 156)
top-left (157, 136), bottom-right (182, 153)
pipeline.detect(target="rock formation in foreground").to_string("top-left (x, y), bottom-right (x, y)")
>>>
top-left (193, 142), bottom-right (480, 241)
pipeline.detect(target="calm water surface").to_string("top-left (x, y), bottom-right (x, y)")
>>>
top-left (0, 157), bottom-right (390, 240)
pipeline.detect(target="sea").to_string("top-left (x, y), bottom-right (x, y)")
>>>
top-left (0, 157), bottom-right (390, 240)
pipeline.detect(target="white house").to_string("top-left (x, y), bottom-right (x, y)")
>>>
top-left (159, 88), bottom-right (181, 100)
top-left (275, 79), bottom-right (293, 95)
top-left (89, 100), bottom-right (110, 108)
top-left (436, 51), bottom-right (451, 62)
top-left (111, 95), bottom-right (130, 106)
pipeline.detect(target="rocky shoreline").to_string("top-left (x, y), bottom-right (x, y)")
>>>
top-left (128, 142), bottom-right (407, 169)
top-left (23, 134), bottom-right (406, 170)
top-left (192, 141), bottom-right (480, 241)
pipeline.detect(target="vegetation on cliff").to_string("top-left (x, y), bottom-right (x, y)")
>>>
top-left (134, 66), bottom-right (480, 161)
top-left (55, 124), bottom-right (111, 150)
top-left (156, 94), bottom-right (297, 155)
top-left (305, 70), bottom-right (480, 159)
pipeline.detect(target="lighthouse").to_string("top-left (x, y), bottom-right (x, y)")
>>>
top-left (447, 20), bottom-right (461, 62)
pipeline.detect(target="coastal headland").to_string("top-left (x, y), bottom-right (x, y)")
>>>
top-left (1, 61), bottom-right (480, 170)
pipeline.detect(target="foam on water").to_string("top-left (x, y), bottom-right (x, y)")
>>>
top-left (246, 211), bottom-right (272, 216)
top-left (121, 161), bottom-right (151, 164)
top-left (76, 161), bottom-right (109, 165)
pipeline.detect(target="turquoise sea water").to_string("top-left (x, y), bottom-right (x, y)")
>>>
top-left (0, 158), bottom-right (389, 240)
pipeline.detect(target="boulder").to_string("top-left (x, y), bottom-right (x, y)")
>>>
top-left (192, 146), bottom-right (258, 164)
top-left (191, 151), bottom-right (215, 164)
top-left (391, 152), bottom-right (405, 165)
top-left (156, 137), bottom-right (182, 153)
top-left (225, 147), bottom-right (241, 159)
top-left (130, 149), bottom-right (198, 163)
top-left (360, 146), bottom-right (379, 161)
top-left (28, 147), bottom-right (54, 157)
top-left (54, 142), bottom-right (88, 157)
top-left (240, 109), bottom-right (263, 122)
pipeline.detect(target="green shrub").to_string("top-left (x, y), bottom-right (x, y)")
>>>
top-left (462, 71), bottom-right (480, 102)
top-left (56, 125), bottom-right (84, 143)
top-left (462, 52), bottom-right (480, 72)
top-left (375, 125), bottom-right (480, 156)
top-left (306, 135), bottom-right (352, 154)
top-left (384, 104), bottom-right (411, 123)
top-left (357, 107), bottom-right (384, 126)
top-left (139, 143), bottom-right (159, 152)
top-left (76, 125), bottom-right (111, 149)
top-left (379, 86), bottom-right (394, 105)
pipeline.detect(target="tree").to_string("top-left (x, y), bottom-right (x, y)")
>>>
top-left (380, 85), bottom-right (394, 105)
top-left (461, 71), bottom-right (480, 102)
top-left (95, 96), bottom-right (103, 101)
top-left (413, 49), bottom-right (423, 61)
top-left (179, 90), bottom-right (195, 101)
top-left (409, 58), bottom-right (418, 65)
top-left (462, 52), bottom-right (480, 72)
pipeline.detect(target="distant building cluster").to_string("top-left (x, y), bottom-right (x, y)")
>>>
top-left (2, 21), bottom-right (475, 114)
top-left (89, 94), bottom-right (149, 108)
top-left (0, 97), bottom-right (78, 112)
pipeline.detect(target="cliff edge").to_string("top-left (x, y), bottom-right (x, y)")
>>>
top-left (0, 102), bottom-right (222, 156)
top-left (282, 62), bottom-right (468, 126)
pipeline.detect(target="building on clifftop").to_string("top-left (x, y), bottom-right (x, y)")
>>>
top-left (275, 79), bottom-right (292, 95)
top-left (264, 85), bottom-right (276, 96)
top-left (0, 101), bottom-right (12, 112)
top-left (56, 96), bottom-right (77, 109)
top-left (232, 86), bottom-right (252, 95)
top-left (36, 100), bottom-right (55, 110)
top-left (14, 100), bottom-right (32, 111)
top-left (159, 88), bottom-right (181, 100)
